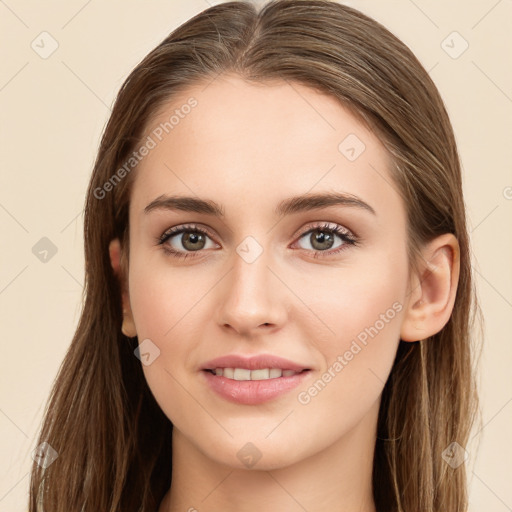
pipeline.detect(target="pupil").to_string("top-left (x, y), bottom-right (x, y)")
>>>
top-left (313, 230), bottom-right (333, 250)
top-left (184, 232), bottom-right (204, 250)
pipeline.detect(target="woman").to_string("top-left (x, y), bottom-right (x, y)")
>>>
top-left (29, 1), bottom-right (482, 510)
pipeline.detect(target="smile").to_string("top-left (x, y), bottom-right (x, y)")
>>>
top-left (206, 368), bottom-right (306, 380)
top-left (202, 368), bottom-right (311, 405)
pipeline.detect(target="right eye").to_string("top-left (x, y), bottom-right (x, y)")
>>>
top-left (158, 224), bottom-right (219, 259)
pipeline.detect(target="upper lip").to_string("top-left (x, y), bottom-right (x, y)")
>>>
top-left (201, 354), bottom-right (310, 372)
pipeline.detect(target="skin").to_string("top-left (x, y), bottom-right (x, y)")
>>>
top-left (109, 74), bottom-right (460, 512)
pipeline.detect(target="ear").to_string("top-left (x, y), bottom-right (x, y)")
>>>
top-left (400, 233), bottom-right (460, 342)
top-left (109, 238), bottom-right (137, 338)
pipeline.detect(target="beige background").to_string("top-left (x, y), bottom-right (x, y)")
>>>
top-left (0, 0), bottom-right (511, 510)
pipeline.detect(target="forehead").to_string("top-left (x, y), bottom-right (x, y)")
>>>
top-left (129, 74), bottom-right (403, 227)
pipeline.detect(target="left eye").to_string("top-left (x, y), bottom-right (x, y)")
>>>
top-left (294, 223), bottom-right (355, 253)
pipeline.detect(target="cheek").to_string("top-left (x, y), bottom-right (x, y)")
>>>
top-left (292, 275), bottom-right (404, 441)
top-left (127, 258), bottom-right (208, 376)
top-left (302, 257), bottom-right (406, 399)
top-left (128, 254), bottom-right (194, 337)
top-left (306, 261), bottom-right (405, 345)
top-left (127, 262), bottom-right (204, 425)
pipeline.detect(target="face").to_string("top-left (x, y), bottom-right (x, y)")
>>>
top-left (122, 74), bottom-right (411, 470)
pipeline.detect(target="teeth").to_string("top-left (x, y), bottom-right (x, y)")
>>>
top-left (223, 368), bottom-right (234, 379)
top-left (233, 368), bottom-right (251, 380)
top-left (249, 368), bottom-right (269, 380)
top-left (269, 368), bottom-right (282, 378)
top-left (211, 368), bottom-right (301, 380)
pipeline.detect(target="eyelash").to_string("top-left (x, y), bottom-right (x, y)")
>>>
top-left (156, 222), bottom-right (359, 260)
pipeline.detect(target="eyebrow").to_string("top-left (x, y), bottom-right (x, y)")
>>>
top-left (144, 191), bottom-right (376, 217)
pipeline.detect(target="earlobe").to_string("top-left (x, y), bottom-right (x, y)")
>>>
top-left (109, 238), bottom-right (122, 276)
top-left (109, 238), bottom-right (137, 338)
top-left (121, 309), bottom-right (137, 338)
top-left (400, 234), bottom-right (460, 342)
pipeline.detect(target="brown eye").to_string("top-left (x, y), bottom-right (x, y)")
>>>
top-left (158, 225), bottom-right (217, 257)
top-left (179, 231), bottom-right (207, 251)
top-left (294, 222), bottom-right (357, 257)
top-left (304, 229), bottom-right (336, 251)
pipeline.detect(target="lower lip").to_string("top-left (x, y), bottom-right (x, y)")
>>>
top-left (201, 370), bottom-right (311, 405)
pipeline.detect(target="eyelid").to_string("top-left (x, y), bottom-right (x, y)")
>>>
top-left (293, 221), bottom-right (354, 240)
top-left (158, 223), bottom-right (218, 243)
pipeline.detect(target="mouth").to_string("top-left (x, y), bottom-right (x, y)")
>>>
top-left (200, 354), bottom-right (312, 404)
top-left (203, 368), bottom-right (311, 381)
top-left (201, 367), bottom-right (312, 405)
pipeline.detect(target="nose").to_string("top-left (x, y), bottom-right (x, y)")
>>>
top-left (215, 245), bottom-right (289, 337)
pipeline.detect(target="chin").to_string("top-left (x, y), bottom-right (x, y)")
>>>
top-left (198, 436), bottom-right (311, 472)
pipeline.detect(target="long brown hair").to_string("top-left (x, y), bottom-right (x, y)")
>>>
top-left (29, 1), bottom-right (483, 510)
